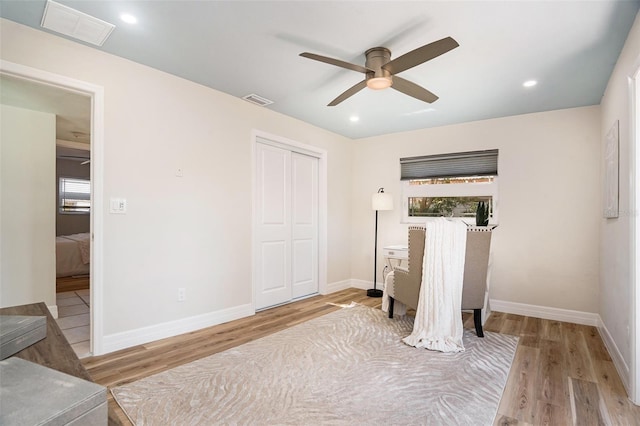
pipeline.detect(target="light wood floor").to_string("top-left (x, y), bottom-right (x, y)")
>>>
top-left (82, 288), bottom-right (640, 425)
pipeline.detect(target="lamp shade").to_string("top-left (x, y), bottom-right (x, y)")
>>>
top-left (372, 192), bottom-right (393, 211)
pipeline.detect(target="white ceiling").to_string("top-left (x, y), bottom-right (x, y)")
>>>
top-left (0, 1), bottom-right (638, 139)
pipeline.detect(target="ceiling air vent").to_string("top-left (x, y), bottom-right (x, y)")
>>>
top-left (41, 0), bottom-right (115, 46)
top-left (242, 94), bottom-right (274, 107)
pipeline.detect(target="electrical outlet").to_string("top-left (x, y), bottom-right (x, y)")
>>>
top-left (178, 288), bottom-right (186, 302)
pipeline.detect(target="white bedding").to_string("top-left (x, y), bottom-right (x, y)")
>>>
top-left (56, 232), bottom-right (90, 277)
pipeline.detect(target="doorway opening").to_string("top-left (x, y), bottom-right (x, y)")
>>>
top-left (56, 136), bottom-right (92, 357)
top-left (0, 60), bottom-right (105, 356)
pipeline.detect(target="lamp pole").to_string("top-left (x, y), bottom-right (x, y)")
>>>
top-left (367, 208), bottom-right (383, 297)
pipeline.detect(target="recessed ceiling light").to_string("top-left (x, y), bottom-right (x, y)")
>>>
top-left (120, 13), bottom-right (137, 24)
top-left (523, 80), bottom-right (538, 88)
top-left (349, 116), bottom-right (359, 122)
top-left (402, 108), bottom-right (436, 116)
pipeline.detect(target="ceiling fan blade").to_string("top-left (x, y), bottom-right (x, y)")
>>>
top-left (391, 77), bottom-right (439, 103)
top-left (328, 80), bottom-right (367, 106)
top-left (382, 36), bottom-right (459, 75)
top-left (59, 155), bottom-right (90, 162)
top-left (300, 52), bottom-right (373, 74)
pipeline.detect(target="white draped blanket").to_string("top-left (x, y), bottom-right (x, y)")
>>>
top-left (403, 218), bottom-right (468, 352)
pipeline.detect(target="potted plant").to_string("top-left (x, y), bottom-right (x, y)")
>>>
top-left (475, 201), bottom-right (490, 226)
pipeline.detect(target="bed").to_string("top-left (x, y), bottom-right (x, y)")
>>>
top-left (56, 233), bottom-right (90, 278)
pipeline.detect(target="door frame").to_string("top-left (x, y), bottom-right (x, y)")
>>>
top-left (631, 64), bottom-right (640, 405)
top-left (251, 130), bottom-right (327, 311)
top-left (1, 60), bottom-right (106, 355)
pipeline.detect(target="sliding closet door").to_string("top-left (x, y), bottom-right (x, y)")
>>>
top-left (255, 143), bottom-right (319, 310)
top-left (255, 143), bottom-right (292, 309)
top-left (291, 153), bottom-right (318, 299)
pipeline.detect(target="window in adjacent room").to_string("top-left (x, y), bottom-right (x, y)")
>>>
top-left (59, 177), bottom-right (90, 214)
top-left (400, 149), bottom-right (498, 223)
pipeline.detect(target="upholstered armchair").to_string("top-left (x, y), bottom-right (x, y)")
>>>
top-left (387, 225), bottom-right (493, 337)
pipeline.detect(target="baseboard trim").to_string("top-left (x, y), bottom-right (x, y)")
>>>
top-left (327, 279), bottom-right (378, 293)
top-left (102, 303), bottom-right (254, 354)
top-left (489, 299), bottom-right (599, 326)
top-left (47, 304), bottom-right (58, 319)
top-left (326, 279), bottom-right (352, 294)
top-left (597, 316), bottom-right (631, 394)
top-left (350, 279), bottom-right (369, 290)
top-left (350, 279), bottom-right (383, 291)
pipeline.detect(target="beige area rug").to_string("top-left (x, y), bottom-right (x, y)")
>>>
top-left (112, 304), bottom-right (518, 425)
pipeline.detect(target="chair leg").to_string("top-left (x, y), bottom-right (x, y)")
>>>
top-left (388, 297), bottom-right (395, 318)
top-left (473, 309), bottom-right (484, 337)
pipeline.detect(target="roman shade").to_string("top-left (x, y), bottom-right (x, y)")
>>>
top-left (400, 149), bottom-right (498, 180)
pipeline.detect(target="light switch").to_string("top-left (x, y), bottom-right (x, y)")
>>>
top-left (109, 198), bottom-right (127, 214)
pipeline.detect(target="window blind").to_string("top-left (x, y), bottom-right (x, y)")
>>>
top-left (59, 177), bottom-right (91, 213)
top-left (400, 149), bottom-right (498, 180)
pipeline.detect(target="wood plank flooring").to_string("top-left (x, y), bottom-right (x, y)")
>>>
top-left (484, 312), bottom-right (640, 425)
top-left (56, 275), bottom-right (90, 293)
top-left (82, 289), bottom-right (640, 425)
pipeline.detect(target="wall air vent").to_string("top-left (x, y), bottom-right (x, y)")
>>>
top-left (41, 0), bottom-right (115, 46)
top-left (242, 94), bottom-right (274, 107)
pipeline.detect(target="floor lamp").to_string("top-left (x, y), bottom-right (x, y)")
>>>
top-left (368, 188), bottom-right (393, 297)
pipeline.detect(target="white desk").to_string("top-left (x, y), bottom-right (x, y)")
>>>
top-left (382, 245), bottom-right (408, 278)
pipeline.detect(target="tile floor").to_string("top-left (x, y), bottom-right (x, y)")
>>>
top-left (56, 290), bottom-right (91, 358)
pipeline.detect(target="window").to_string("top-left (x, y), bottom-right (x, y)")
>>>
top-left (400, 150), bottom-right (498, 223)
top-left (59, 177), bottom-right (90, 214)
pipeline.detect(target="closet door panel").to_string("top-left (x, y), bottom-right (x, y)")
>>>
top-left (291, 152), bottom-right (318, 299)
top-left (255, 144), bottom-right (291, 309)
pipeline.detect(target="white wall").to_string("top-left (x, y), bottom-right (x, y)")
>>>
top-left (599, 12), bottom-right (640, 387)
top-left (351, 106), bottom-right (601, 314)
top-left (0, 104), bottom-right (56, 309)
top-left (0, 19), bottom-right (353, 337)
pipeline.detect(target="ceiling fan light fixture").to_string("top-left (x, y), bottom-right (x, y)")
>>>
top-left (367, 77), bottom-right (392, 90)
top-left (301, 36), bottom-right (458, 105)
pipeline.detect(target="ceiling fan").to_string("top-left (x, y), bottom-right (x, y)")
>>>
top-left (300, 36), bottom-right (459, 106)
top-left (58, 155), bottom-right (90, 165)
